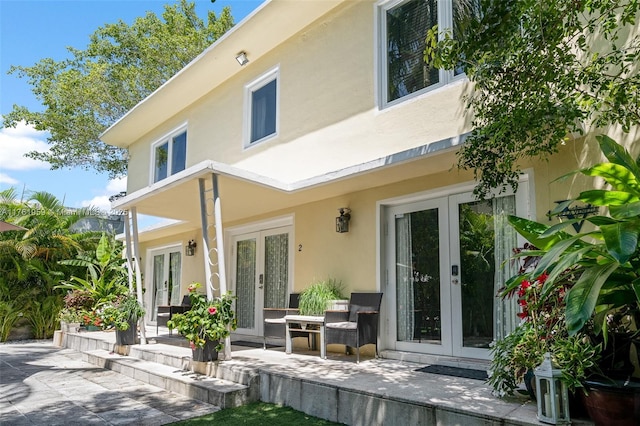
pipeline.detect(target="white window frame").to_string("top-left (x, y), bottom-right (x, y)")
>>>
top-left (376, 0), bottom-right (466, 109)
top-left (243, 66), bottom-right (280, 148)
top-left (149, 124), bottom-right (188, 184)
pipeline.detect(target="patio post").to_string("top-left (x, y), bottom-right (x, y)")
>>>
top-left (129, 207), bottom-right (147, 345)
top-left (198, 173), bottom-right (231, 359)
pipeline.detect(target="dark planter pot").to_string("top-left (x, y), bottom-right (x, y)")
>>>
top-left (86, 325), bottom-right (101, 331)
top-left (192, 339), bottom-right (219, 362)
top-left (580, 378), bottom-right (640, 426)
top-left (115, 321), bottom-right (138, 345)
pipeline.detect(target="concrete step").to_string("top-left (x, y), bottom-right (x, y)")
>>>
top-left (82, 348), bottom-right (256, 409)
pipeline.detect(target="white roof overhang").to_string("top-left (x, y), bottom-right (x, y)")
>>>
top-left (101, 0), bottom-right (344, 147)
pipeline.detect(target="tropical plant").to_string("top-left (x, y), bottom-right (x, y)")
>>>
top-left (298, 278), bottom-right (346, 316)
top-left (57, 233), bottom-right (128, 305)
top-left (488, 270), bottom-right (601, 396)
top-left (0, 189), bottom-right (100, 340)
top-left (502, 136), bottom-right (640, 338)
top-left (167, 283), bottom-right (237, 351)
top-left (490, 135), bottom-right (640, 396)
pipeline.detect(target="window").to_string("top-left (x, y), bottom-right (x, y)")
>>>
top-left (379, 0), bottom-right (469, 107)
top-left (244, 67), bottom-right (279, 146)
top-left (152, 128), bottom-right (187, 183)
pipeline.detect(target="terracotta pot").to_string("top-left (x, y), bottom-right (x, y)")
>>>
top-left (580, 379), bottom-right (640, 426)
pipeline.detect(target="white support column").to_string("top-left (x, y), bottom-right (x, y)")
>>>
top-left (123, 211), bottom-right (134, 293)
top-left (198, 173), bottom-right (231, 359)
top-left (129, 207), bottom-right (147, 344)
top-left (212, 174), bottom-right (227, 295)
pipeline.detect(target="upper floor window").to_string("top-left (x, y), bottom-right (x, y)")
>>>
top-left (244, 67), bottom-right (279, 147)
top-left (379, 0), bottom-right (468, 107)
top-left (152, 128), bottom-right (186, 183)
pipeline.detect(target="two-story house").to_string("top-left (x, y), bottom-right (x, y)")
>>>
top-left (102, 0), bottom-right (636, 362)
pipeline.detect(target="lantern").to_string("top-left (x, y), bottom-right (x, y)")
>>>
top-left (534, 352), bottom-right (570, 424)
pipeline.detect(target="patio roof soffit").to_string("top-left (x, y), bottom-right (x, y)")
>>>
top-left (101, 0), bottom-right (344, 148)
top-left (110, 133), bottom-right (467, 212)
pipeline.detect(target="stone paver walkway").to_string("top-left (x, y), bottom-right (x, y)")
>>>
top-left (0, 341), bottom-right (219, 425)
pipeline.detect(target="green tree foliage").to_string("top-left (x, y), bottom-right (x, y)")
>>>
top-left (2, 1), bottom-right (234, 177)
top-left (0, 189), bottom-right (102, 340)
top-left (425, 0), bottom-right (640, 198)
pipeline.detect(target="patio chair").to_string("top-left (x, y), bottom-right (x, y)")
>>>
top-left (263, 293), bottom-right (311, 350)
top-left (324, 292), bottom-right (383, 363)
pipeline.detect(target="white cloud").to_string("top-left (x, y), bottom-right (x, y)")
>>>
top-left (106, 176), bottom-right (127, 193)
top-left (0, 173), bottom-right (18, 185)
top-left (0, 121), bottom-right (50, 171)
top-left (79, 176), bottom-right (128, 214)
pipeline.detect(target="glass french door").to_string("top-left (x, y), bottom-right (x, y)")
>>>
top-left (232, 227), bottom-right (291, 336)
top-left (389, 192), bottom-right (517, 359)
top-left (149, 247), bottom-right (182, 322)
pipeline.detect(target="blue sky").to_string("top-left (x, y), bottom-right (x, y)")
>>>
top-left (0, 0), bottom-right (262, 220)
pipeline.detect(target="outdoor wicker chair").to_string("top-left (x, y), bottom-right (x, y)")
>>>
top-left (324, 292), bottom-right (383, 363)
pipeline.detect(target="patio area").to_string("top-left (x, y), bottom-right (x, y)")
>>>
top-left (50, 325), bottom-right (595, 425)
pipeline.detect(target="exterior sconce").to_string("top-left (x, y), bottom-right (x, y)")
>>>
top-left (185, 240), bottom-right (197, 257)
top-left (235, 51), bottom-right (249, 66)
top-left (534, 353), bottom-right (570, 424)
top-left (336, 208), bottom-right (351, 233)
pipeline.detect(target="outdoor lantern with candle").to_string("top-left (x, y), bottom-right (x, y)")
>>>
top-left (185, 239), bottom-right (197, 256)
top-left (336, 208), bottom-right (351, 233)
top-left (534, 352), bottom-right (570, 424)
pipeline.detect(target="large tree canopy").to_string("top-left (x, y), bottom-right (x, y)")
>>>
top-left (426, 0), bottom-right (640, 199)
top-left (3, 0), bottom-right (234, 178)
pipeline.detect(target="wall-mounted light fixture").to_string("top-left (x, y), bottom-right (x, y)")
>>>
top-left (185, 239), bottom-right (197, 256)
top-left (336, 208), bottom-right (351, 233)
top-left (235, 51), bottom-right (249, 66)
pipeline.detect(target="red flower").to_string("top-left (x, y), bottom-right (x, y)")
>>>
top-left (517, 311), bottom-right (528, 319)
top-left (189, 341), bottom-right (196, 350)
top-left (536, 272), bottom-right (548, 283)
top-left (187, 284), bottom-right (197, 293)
top-left (520, 280), bottom-right (531, 290)
top-left (208, 306), bottom-right (217, 315)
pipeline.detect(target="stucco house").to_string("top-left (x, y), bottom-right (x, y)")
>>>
top-left (103, 0), bottom-right (637, 362)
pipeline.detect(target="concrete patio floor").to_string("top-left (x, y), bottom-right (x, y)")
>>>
top-left (1, 327), bottom-right (595, 425)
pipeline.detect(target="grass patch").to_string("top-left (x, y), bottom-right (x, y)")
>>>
top-left (169, 402), bottom-right (343, 425)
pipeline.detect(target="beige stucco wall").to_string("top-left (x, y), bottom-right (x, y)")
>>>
top-left (124, 0), bottom-right (471, 194)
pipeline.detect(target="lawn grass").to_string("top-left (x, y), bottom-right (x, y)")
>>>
top-left (169, 402), bottom-right (344, 425)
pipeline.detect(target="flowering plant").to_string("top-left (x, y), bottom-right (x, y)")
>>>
top-left (99, 293), bottom-right (145, 331)
top-left (488, 254), bottom-right (601, 397)
top-left (80, 309), bottom-right (103, 328)
top-left (167, 283), bottom-right (237, 351)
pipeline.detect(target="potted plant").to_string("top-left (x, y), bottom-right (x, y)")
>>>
top-left (298, 278), bottom-right (346, 316)
top-left (59, 289), bottom-right (94, 332)
top-left (167, 283), bottom-right (237, 362)
top-left (80, 309), bottom-right (103, 331)
top-left (492, 136), bottom-right (640, 423)
top-left (100, 293), bottom-right (145, 345)
top-left (58, 308), bottom-right (82, 333)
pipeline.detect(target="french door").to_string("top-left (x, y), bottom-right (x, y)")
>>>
top-left (388, 191), bottom-right (519, 359)
top-left (232, 227), bottom-right (292, 336)
top-left (149, 246), bottom-right (182, 322)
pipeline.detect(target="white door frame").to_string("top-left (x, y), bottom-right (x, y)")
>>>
top-left (378, 176), bottom-right (533, 359)
top-left (226, 215), bottom-right (294, 336)
top-left (146, 243), bottom-right (182, 324)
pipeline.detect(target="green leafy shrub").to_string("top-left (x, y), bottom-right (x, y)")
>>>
top-left (299, 278), bottom-right (345, 316)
